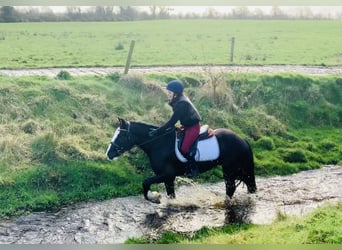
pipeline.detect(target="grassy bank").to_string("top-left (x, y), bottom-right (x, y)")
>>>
top-left (126, 203), bottom-right (342, 244)
top-left (0, 71), bottom-right (341, 218)
top-left (0, 20), bottom-right (342, 68)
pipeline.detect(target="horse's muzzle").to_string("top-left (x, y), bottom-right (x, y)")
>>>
top-left (107, 153), bottom-right (115, 160)
top-left (106, 149), bottom-right (121, 160)
top-left (106, 151), bottom-right (114, 160)
top-left (106, 143), bottom-right (120, 160)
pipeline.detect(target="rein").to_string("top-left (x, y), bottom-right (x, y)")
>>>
top-left (122, 121), bottom-right (174, 148)
top-left (136, 129), bottom-right (174, 147)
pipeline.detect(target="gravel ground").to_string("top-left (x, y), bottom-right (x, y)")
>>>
top-left (1, 65), bottom-right (342, 77)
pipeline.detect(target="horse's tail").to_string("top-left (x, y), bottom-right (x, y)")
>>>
top-left (244, 139), bottom-right (257, 193)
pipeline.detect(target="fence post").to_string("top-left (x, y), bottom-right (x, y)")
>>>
top-left (230, 37), bottom-right (235, 64)
top-left (124, 40), bottom-right (135, 74)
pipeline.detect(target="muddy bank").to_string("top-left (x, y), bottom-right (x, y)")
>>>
top-left (1, 65), bottom-right (342, 77)
top-left (0, 165), bottom-right (341, 244)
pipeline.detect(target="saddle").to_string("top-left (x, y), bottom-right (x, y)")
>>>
top-left (175, 124), bottom-right (218, 162)
top-left (176, 124), bottom-right (214, 146)
top-left (198, 124), bottom-right (215, 140)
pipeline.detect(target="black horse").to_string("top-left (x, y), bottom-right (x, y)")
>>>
top-left (106, 118), bottom-right (256, 203)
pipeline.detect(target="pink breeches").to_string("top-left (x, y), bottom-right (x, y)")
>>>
top-left (181, 123), bottom-right (200, 154)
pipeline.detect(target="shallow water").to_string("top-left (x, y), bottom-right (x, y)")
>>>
top-left (0, 165), bottom-right (340, 243)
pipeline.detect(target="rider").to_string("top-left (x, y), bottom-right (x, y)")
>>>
top-left (149, 80), bottom-right (201, 178)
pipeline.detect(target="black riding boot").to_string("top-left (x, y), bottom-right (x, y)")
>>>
top-left (184, 153), bottom-right (200, 178)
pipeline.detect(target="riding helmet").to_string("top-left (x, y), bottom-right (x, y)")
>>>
top-left (166, 80), bottom-right (184, 94)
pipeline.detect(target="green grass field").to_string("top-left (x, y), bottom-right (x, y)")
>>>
top-left (127, 203), bottom-right (342, 244)
top-left (1, 20), bottom-right (342, 68)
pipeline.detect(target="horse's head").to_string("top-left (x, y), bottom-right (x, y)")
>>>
top-left (106, 118), bottom-right (136, 160)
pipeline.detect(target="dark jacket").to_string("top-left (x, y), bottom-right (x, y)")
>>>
top-left (158, 95), bottom-right (201, 132)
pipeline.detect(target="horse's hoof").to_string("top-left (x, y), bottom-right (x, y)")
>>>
top-left (147, 191), bottom-right (161, 204)
top-left (226, 195), bottom-right (233, 201)
top-left (248, 186), bottom-right (257, 194)
top-left (168, 193), bottom-right (176, 199)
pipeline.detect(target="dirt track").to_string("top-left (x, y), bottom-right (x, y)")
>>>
top-left (0, 165), bottom-right (340, 244)
top-left (1, 65), bottom-right (342, 77)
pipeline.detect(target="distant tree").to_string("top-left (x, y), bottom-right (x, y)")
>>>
top-left (149, 6), bottom-right (157, 19)
top-left (1, 5), bottom-right (340, 22)
top-left (39, 7), bottom-right (58, 22)
top-left (66, 6), bottom-right (82, 21)
top-left (337, 11), bottom-right (342, 20)
top-left (0, 6), bottom-right (19, 22)
top-left (94, 6), bottom-right (114, 21)
top-left (231, 6), bottom-right (251, 19)
top-left (157, 7), bottom-right (170, 19)
top-left (24, 8), bottom-right (40, 22)
top-left (270, 6), bottom-right (287, 19)
top-left (148, 6), bottom-right (170, 19)
top-left (253, 8), bottom-right (266, 19)
top-left (204, 7), bottom-right (220, 19)
top-left (118, 6), bottom-right (138, 21)
top-left (297, 7), bottom-right (314, 19)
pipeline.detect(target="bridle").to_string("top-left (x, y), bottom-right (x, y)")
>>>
top-left (110, 126), bottom-right (132, 155)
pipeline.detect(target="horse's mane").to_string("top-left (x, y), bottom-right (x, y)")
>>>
top-left (130, 121), bottom-right (159, 131)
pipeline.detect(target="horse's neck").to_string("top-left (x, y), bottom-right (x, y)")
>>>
top-left (130, 122), bottom-right (155, 147)
top-left (130, 122), bottom-right (155, 136)
top-left (131, 122), bottom-right (174, 155)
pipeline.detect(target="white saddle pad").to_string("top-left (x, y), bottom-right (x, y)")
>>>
top-left (175, 135), bottom-right (220, 162)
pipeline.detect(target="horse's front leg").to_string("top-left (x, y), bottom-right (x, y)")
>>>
top-left (164, 176), bottom-right (176, 199)
top-left (143, 175), bottom-right (165, 203)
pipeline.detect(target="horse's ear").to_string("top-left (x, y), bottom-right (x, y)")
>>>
top-left (117, 117), bottom-right (126, 128)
